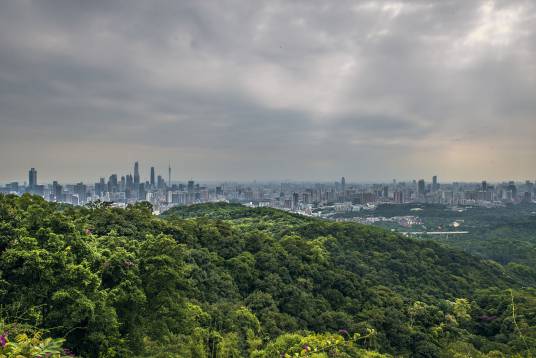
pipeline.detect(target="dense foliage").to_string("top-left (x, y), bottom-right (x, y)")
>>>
top-left (337, 203), bottom-right (536, 286)
top-left (0, 195), bottom-right (535, 357)
top-left (0, 320), bottom-right (72, 358)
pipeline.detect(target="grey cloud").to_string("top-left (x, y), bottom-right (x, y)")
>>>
top-left (0, 0), bottom-right (535, 182)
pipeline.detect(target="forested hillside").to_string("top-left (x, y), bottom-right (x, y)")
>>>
top-left (0, 195), bottom-right (535, 357)
top-left (333, 203), bottom-right (536, 287)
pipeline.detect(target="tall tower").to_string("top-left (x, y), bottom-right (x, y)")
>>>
top-left (168, 162), bottom-right (171, 187)
top-left (134, 161), bottom-right (140, 186)
top-left (341, 176), bottom-right (346, 192)
top-left (150, 167), bottom-right (155, 187)
top-left (28, 168), bottom-right (37, 188)
top-left (432, 175), bottom-right (438, 192)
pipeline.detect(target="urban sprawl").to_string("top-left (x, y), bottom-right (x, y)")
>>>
top-left (2, 162), bottom-right (534, 216)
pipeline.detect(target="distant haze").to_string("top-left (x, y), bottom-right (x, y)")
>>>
top-left (0, 1), bottom-right (535, 183)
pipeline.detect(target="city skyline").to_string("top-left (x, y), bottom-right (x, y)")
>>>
top-left (3, 164), bottom-right (536, 186)
top-left (8, 163), bottom-right (535, 187)
top-left (3, 163), bottom-right (533, 215)
top-left (1, 1), bottom-right (536, 181)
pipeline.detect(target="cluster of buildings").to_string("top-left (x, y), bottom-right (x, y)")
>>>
top-left (408, 178), bottom-right (533, 206)
top-left (1, 167), bottom-right (535, 214)
top-left (349, 216), bottom-right (423, 227)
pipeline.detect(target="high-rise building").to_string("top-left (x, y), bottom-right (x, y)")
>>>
top-left (482, 180), bottom-right (488, 191)
top-left (187, 180), bottom-right (194, 193)
top-left (134, 161), bottom-right (140, 186)
top-left (507, 181), bottom-right (517, 199)
top-left (95, 178), bottom-right (106, 197)
top-left (52, 181), bottom-right (63, 202)
top-left (292, 192), bottom-right (299, 210)
top-left (150, 167), bottom-right (155, 188)
top-left (341, 177), bottom-right (346, 192)
top-left (74, 182), bottom-right (87, 204)
top-left (525, 180), bottom-right (533, 193)
top-left (108, 174), bottom-right (118, 193)
top-left (138, 182), bottom-right (146, 199)
top-left (28, 168), bottom-right (37, 188)
top-left (417, 179), bottom-right (426, 198)
top-left (120, 176), bottom-right (126, 191)
top-left (432, 176), bottom-right (438, 192)
top-left (126, 174), bottom-right (133, 190)
top-left (6, 182), bottom-right (19, 193)
top-left (168, 163), bottom-right (171, 187)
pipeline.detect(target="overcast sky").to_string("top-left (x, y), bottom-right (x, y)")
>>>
top-left (0, 0), bottom-right (535, 183)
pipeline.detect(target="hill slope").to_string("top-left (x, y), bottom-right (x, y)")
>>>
top-left (0, 195), bottom-right (535, 357)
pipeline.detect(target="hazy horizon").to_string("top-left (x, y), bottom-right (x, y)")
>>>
top-left (1, 0), bottom-right (535, 182)
top-left (2, 164), bottom-right (533, 186)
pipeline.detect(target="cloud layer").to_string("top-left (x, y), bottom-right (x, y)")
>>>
top-left (0, 0), bottom-right (535, 182)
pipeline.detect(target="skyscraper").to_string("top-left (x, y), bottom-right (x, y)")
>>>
top-left (187, 180), bottom-right (194, 193)
top-left (28, 168), bottom-right (37, 188)
top-left (157, 175), bottom-right (165, 189)
top-left (417, 179), bottom-right (426, 198)
top-left (341, 177), bottom-right (346, 192)
top-left (108, 174), bottom-right (118, 192)
top-left (74, 182), bottom-right (87, 204)
top-left (52, 181), bottom-right (62, 202)
top-left (168, 162), bottom-right (171, 187)
top-left (292, 192), bottom-right (299, 210)
top-left (507, 181), bottom-right (517, 199)
top-left (138, 183), bottom-right (146, 201)
top-left (95, 178), bottom-right (105, 197)
top-left (126, 174), bottom-right (133, 191)
top-left (133, 161), bottom-right (140, 186)
top-left (432, 175), bottom-right (438, 192)
top-left (150, 167), bottom-right (155, 187)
